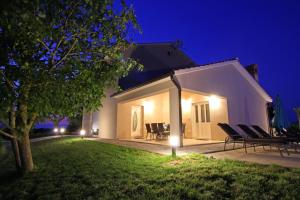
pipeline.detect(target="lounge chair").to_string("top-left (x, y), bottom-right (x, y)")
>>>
top-left (280, 129), bottom-right (300, 143)
top-left (251, 125), bottom-right (272, 138)
top-left (237, 124), bottom-right (261, 139)
top-left (219, 123), bottom-right (288, 156)
top-left (217, 123), bottom-right (249, 151)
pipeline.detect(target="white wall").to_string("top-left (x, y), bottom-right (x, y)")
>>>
top-left (176, 63), bottom-right (270, 131)
top-left (92, 88), bottom-right (117, 139)
top-left (116, 91), bottom-right (170, 139)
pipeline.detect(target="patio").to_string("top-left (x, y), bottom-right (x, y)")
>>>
top-left (116, 89), bottom-right (229, 146)
top-left (121, 138), bottom-right (224, 146)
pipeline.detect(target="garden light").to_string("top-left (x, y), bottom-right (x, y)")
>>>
top-left (169, 135), bottom-right (179, 157)
top-left (80, 129), bottom-right (86, 139)
top-left (53, 128), bottom-right (58, 133)
top-left (60, 128), bottom-right (65, 134)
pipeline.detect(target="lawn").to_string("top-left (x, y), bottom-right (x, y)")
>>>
top-left (0, 138), bottom-right (300, 200)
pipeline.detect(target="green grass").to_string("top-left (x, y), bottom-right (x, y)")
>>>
top-left (1, 138), bottom-right (300, 200)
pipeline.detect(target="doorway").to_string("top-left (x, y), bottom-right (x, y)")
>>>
top-left (131, 106), bottom-right (144, 138)
top-left (191, 102), bottom-right (211, 139)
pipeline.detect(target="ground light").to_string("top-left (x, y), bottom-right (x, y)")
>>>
top-left (80, 129), bottom-right (86, 139)
top-left (53, 128), bottom-right (58, 134)
top-left (59, 128), bottom-right (65, 135)
top-left (169, 135), bottom-right (179, 157)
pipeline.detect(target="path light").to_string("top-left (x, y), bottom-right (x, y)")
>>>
top-left (169, 135), bottom-right (179, 157)
top-left (80, 129), bottom-right (86, 139)
top-left (60, 128), bottom-right (65, 134)
top-left (53, 128), bottom-right (58, 133)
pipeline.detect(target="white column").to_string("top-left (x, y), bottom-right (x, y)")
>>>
top-left (169, 87), bottom-right (182, 146)
top-left (99, 88), bottom-right (117, 139)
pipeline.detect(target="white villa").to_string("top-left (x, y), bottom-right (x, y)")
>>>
top-left (82, 42), bottom-right (272, 146)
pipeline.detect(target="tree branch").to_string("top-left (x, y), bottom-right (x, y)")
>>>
top-left (51, 36), bottom-right (65, 65)
top-left (37, 38), bottom-right (50, 51)
top-left (27, 113), bottom-right (37, 129)
top-left (0, 119), bottom-right (15, 133)
top-left (0, 129), bottom-right (15, 139)
top-left (52, 39), bottom-right (78, 68)
top-left (0, 70), bottom-right (16, 89)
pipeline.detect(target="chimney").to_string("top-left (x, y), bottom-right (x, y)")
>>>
top-left (246, 64), bottom-right (258, 82)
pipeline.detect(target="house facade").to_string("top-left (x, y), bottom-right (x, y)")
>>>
top-left (82, 42), bottom-right (272, 146)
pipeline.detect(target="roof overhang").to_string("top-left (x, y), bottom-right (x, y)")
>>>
top-left (111, 74), bottom-right (176, 102)
top-left (174, 59), bottom-right (272, 102)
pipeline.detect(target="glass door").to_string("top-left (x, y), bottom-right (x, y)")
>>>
top-left (192, 102), bottom-right (211, 139)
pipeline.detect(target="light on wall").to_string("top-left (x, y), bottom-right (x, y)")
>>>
top-left (208, 95), bottom-right (221, 109)
top-left (181, 98), bottom-right (192, 113)
top-left (143, 100), bottom-right (154, 114)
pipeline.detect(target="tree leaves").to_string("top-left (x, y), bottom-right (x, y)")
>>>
top-left (0, 0), bottom-right (141, 123)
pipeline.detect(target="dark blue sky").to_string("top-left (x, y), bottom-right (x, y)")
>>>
top-left (129, 0), bottom-right (300, 122)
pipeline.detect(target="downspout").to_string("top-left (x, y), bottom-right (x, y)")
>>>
top-left (170, 72), bottom-right (183, 147)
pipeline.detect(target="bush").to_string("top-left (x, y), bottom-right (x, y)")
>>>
top-left (287, 122), bottom-right (300, 134)
top-left (30, 128), bottom-right (53, 138)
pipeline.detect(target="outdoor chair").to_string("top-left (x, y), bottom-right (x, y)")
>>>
top-left (217, 123), bottom-right (246, 151)
top-left (157, 123), bottom-right (170, 139)
top-left (237, 124), bottom-right (261, 139)
top-left (166, 124), bottom-right (170, 131)
top-left (278, 129), bottom-right (300, 144)
top-left (218, 123), bottom-right (288, 156)
top-left (251, 125), bottom-right (272, 138)
top-left (145, 123), bottom-right (155, 140)
top-left (151, 123), bottom-right (161, 140)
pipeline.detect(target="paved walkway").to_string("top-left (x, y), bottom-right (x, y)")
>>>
top-left (88, 138), bottom-right (300, 168)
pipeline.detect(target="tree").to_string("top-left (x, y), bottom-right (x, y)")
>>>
top-left (0, 0), bottom-right (141, 172)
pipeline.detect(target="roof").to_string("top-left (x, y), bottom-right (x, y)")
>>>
top-left (112, 58), bottom-right (238, 98)
top-left (119, 41), bottom-right (196, 89)
top-left (174, 59), bottom-right (272, 102)
top-left (112, 58), bottom-right (272, 102)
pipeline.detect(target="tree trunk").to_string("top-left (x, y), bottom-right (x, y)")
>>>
top-left (10, 138), bottom-right (22, 171)
top-left (9, 107), bottom-right (22, 171)
top-left (19, 131), bottom-right (34, 172)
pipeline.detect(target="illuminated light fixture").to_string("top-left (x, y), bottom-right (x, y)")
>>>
top-left (181, 98), bottom-right (192, 113)
top-left (208, 95), bottom-right (221, 109)
top-left (80, 129), bottom-right (86, 139)
top-left (169, 135), bottom-right (179, 157)
top-left (53, 128), bottom-right (58, 133)
top-left (60, 128), bottom-right (65, 134)
top-left (143, 100), bottom-right (154, 114)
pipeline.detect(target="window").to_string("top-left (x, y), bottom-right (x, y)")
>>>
top-left (201, 104), bottom-right (205, 122)
top-left (195, 105), bottom-right (199, 123)
top-left (205, 104), bottom-right (210, 122)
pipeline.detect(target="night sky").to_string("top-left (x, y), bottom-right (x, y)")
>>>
top-left (129, 0), bottom-right (300, 122)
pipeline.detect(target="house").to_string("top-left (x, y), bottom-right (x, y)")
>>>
top-left (82, 42), bottom-right (272, 146)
